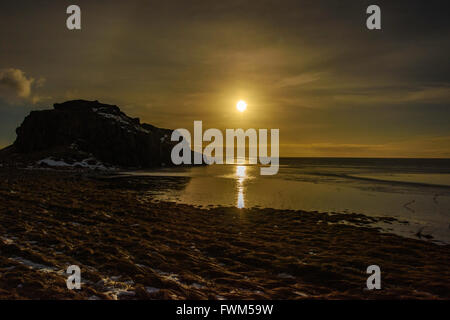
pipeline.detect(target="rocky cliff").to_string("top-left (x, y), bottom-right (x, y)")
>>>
top-left (2, 100), bottom-right (178, 168)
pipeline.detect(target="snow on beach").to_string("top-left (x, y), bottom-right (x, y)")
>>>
top-left (36, 157), bottom-right (112, 170)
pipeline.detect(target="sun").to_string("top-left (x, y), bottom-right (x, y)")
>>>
top-left (236, 100), bottom-right (247, 112)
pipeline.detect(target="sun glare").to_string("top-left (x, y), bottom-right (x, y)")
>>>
top-left (236, 100), bottom-right (247, 112)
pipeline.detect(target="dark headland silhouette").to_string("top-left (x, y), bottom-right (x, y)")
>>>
top-left (0, 100), bottom-right (178, 169)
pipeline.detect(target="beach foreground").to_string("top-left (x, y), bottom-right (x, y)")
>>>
top-left (0, 169), bottom-right (449, 299)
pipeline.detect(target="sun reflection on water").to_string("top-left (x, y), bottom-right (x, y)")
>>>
top-left (236, 165), bottom-right (246, 208)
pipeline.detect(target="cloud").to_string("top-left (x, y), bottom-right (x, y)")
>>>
top-left (0, 68), bottom-right (33, 98)
top-left (36, 77), bottom-right (46, 88)
top-left (331, 84), bottom-right (450, 106)
top-left (283, 136), bottom-right (450, 158)
top-left (404, 86), bottom-right (450, 103)
top-left (277, 73), bottom-right (322, 88)
top-left (0, 68), bottom-right (46, 104)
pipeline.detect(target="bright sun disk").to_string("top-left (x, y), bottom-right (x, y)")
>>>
top-left (236, 100), bottom-right (247, 112)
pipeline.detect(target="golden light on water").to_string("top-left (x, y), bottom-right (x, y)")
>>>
top-left (236, 165), bottom-right (246, 178)
top-left (236, 100), bottom-right (247, 112)
top-left (236, 165), bottom-right (246, 208)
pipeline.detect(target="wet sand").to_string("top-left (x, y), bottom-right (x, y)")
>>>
top-left (0, 168), bottom-right (449, 299)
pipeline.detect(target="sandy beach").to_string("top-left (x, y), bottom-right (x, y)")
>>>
top-left (0, 168), bottom-right (449, 300)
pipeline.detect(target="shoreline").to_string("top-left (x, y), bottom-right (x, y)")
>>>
top-left (0, 168), bottom-right (449, 299)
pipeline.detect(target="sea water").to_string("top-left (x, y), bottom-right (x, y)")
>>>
top-left (124, 158), bottom-right (450, 244)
